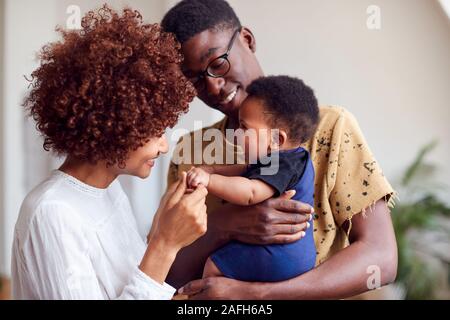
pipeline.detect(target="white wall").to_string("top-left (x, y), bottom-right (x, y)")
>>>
top-left (1, 0), bottom-right (58, 277)
top-left (0, 0), bottom-right (6, 278)
top-left (1, 0), bottom-right (449, 277)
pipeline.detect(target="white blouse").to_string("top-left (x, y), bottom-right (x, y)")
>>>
top-left (11, 170), bottom-right (176, 300)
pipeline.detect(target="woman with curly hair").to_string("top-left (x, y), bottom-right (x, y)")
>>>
top-left (11, 6), bottom-right (205, 300)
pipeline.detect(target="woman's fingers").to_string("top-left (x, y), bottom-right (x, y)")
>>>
top-left (185, 188), bottom-right (195, 194)
top-left (185, 184), bottom-right (208, 205)
top-left (162, 175), bottom-right (182, 204)
top-left (171, 172), bottom-right (188, 203)
top-left (156, 173), bottom-right (185, 221)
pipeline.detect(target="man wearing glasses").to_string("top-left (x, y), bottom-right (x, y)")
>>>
top-left (162, 0), bottom-right (398, 299)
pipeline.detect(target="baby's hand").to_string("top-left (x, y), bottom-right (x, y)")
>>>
top-left (187, 167), bottom-right (211, 188)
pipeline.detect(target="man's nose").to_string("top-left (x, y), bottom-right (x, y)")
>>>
top-left (159, 135), bottom-right (169, 154)
top-left (205, 76), bottom-right (225, 97)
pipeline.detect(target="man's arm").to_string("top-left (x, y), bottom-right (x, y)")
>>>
top-left (180, 199), bottom-right (398, 299)
top-left (258, 199), bottom-right (398, 299)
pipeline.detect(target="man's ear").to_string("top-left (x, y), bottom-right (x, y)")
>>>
top-left (240, 27), bottom-right (256, 53)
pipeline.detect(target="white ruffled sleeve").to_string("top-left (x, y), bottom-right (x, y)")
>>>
top-left (16, 201), bottom-right (175, 300)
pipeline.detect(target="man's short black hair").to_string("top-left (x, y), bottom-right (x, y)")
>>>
top-left (246, 76), bottom-right (319, 144)
top-left (161, 0), bottom-right (242, 44)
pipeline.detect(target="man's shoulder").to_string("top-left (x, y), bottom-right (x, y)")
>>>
top-left (317, 105), bottom-right (357, 131)
top-left (318, 105), bottom-right (348, 122)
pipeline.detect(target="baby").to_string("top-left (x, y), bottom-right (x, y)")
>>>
top-left (187, 75), bottom-right (320, 282)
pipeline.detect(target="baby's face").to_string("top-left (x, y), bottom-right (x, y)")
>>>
top-left (238, 97), bottom-right (274, 163)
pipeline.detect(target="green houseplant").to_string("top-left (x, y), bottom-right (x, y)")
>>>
top-left (391, 141), bottom-right (450, 299)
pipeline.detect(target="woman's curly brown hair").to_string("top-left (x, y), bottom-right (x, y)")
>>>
top-left (24, 5), bottom-right (196, 167)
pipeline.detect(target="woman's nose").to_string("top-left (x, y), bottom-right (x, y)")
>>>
top-left (205, 76), bottom-right (225, 97)
top-left (159, 135), bottom-right (169, 154)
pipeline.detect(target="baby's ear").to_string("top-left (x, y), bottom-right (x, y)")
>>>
top-left (270, 129), bottom-right (288, 150)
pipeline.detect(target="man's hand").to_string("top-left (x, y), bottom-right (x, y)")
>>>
top-left (212, 190), bottom-right (313, 244)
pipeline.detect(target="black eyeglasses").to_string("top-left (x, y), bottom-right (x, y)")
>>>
top-left (188, 28), bottom-right (241, 88)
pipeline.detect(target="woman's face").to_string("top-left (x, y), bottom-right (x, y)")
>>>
top-left (117, 135), bottom-right (169, 179)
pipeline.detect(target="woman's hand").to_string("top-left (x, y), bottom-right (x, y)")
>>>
top-left (151, 172), bottom-right (208, 251)
top-left (210, 190), bottom-right (313, 245)
top-left (178, 277), bottom-right (260, 300)
top-left (140, 172), bottom-right (208, 284)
